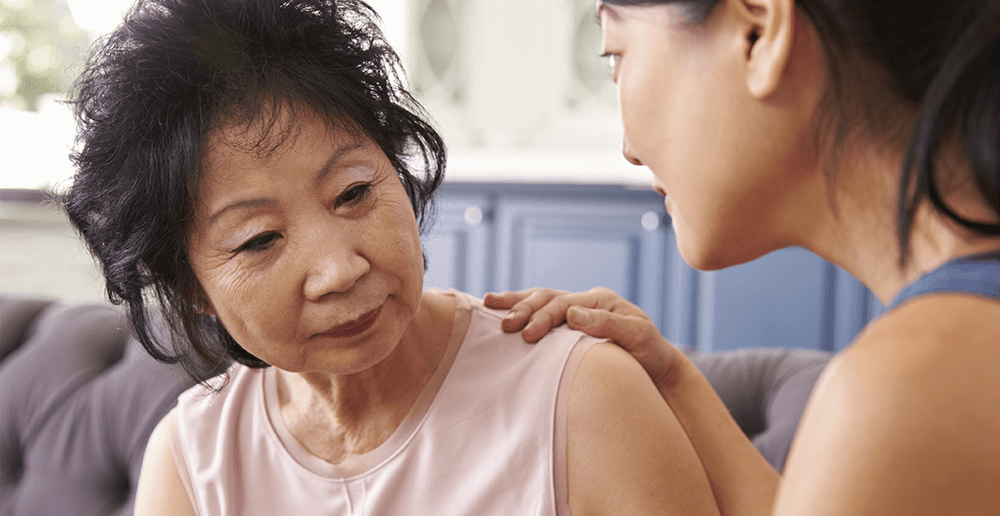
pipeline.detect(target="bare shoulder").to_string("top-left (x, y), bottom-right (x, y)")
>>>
top-left (135, 409), bottom-right (197, 516)
top-left (566, 341), bottom-right (719, 516)
top-left (775, 295), bottom-right (1000, 516)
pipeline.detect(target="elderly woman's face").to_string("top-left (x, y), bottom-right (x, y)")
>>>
top-left (187, 111), bottom-right (425, 374)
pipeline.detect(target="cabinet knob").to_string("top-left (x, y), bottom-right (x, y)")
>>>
top-left (464, 205), bottom-right (484, 226)
top-left (641, 211), bottom-right (661, 232)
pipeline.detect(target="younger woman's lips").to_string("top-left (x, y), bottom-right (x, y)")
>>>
top-left (319, 306), bottom-right (382, 338)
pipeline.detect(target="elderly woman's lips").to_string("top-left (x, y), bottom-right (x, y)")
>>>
top-left (318, 306), bottom-right (382, 338)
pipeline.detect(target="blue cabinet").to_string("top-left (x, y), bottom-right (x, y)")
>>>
top-left (421, 192), bottom-right (492, 296)
top-left (422, 182), bottom-right (881, 352)
top-left (493, 193), bottom-right (669, 336)
top-left (696, 248), bottom-right (833, 352)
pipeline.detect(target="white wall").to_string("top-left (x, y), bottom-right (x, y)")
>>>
top-left (0, 198), bottom-right (108, 303)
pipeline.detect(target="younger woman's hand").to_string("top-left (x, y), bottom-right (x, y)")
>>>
top-left (484, 287), bottom-right (685, 391)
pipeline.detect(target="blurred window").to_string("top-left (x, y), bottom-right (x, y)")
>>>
top-left (1, 0), bottom-right (133, 192)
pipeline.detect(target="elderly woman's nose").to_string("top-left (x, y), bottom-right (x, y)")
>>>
top-left (302, 235), bottom-right (370, 300)
top-left (622, 133), bottom-right (643, 166)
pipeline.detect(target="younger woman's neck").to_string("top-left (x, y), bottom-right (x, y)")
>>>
top-left (809, 147), bottom-right (1000, 305)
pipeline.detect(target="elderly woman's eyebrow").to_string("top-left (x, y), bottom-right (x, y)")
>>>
top-left (206, 139), bottom-right (369, 224)
top-left (208, 198), bottom-right (277, 224)
top-left (314, 139), bottom-right (367, 186)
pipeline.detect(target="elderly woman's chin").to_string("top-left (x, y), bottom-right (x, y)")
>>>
top-left (274, 291), bottom-right (440, 377)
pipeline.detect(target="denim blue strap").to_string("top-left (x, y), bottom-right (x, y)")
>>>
top-left (889, 250), bottom-right (1000, 309)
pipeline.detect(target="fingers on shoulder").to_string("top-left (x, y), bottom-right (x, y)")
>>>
top-left (483, 289), bottom-right (536, 308)
top-left (573, 309), bottom-right (659, 342)
top-left (585, 286), bottom-right (621, 302)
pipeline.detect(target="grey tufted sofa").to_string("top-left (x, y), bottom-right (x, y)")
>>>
top-left (0, 295), bottom-right (831, 515)
top-left (0, 297), bottom-right (197, 515)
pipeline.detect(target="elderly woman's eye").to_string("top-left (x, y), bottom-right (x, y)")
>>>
top-left (234, 232), bottom-right (281, 254)
top-left (336, 182), bottom-right (372, 208)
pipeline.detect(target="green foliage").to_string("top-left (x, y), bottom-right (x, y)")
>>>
top-left (1, 0), bottom-right (90, 111)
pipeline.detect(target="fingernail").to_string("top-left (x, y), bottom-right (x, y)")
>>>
top-left (569, 307), bottom-right (591, 325)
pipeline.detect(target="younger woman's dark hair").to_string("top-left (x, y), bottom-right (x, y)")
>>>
top-left (63, 0), bottom-right (446, 383)
top-left (604, 0), bottom-right (1000, 261)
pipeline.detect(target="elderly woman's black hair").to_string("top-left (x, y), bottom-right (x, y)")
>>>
top-left (63, 0), bottom-right (446, 382)
top-left (605, 0), bottom-right (1000, 261)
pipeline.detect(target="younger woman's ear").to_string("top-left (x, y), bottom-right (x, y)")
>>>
top-left (729, 0), bottom-right (795, 98)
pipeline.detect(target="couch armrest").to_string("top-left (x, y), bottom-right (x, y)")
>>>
top-left (688, 348), bottom-right (832, 472)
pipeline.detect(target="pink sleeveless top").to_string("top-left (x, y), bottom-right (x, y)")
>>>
top-left (171, 290), bottom-right (598, 515)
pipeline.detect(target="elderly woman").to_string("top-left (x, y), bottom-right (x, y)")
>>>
top-left (62, 0), bottom-right (718, 514)
top-left (490, 0), bottom-right (1000, 515)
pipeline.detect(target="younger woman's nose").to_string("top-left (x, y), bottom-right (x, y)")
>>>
top-left (651, 180), bottom-right (667, 197)
top-left (622, 133), bottom-right (644, 166)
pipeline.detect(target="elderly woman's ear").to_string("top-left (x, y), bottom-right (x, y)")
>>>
top-left (193, 287), bottom-right (217, 317)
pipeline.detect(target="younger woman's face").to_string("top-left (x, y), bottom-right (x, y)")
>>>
top-left (186, 110), bottom-right (426, 375)
top-left (599, 1), bottom-right (824, 269)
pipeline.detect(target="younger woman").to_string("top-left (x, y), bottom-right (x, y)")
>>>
top-left (490, 1), bottom-right (1000, 514)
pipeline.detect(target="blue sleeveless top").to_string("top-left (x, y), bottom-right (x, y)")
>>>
top-left (889, 250), bottom-right (1000, 309)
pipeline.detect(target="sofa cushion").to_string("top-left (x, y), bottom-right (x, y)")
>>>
top-left (0, 297), bottom-right (196, 516)
top-left (689, 347), bottom-right (832, 472)
top-left (0, 297), bottom-right (51, 362)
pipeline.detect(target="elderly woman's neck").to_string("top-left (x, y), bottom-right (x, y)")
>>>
top-left (275, 291), bottom-right (457, 465)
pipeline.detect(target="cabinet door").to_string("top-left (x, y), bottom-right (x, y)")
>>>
top-left (421, 193), bottom-right (491, 297)
top-left (494, 195), bottom-right (670, 333)
top-left (690, 247), bottom-right (833, 352)
top-left (688, 248), bottom-right (879, 352)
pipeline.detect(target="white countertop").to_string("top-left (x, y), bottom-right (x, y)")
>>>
top-left (444, 148), bottom-right (653, 186)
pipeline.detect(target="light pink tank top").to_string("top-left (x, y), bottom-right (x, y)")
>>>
top-left (171, 290), bottom-right (597, 515)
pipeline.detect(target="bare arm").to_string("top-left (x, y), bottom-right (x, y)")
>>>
top-left (488, 289), bottom-right (779, 516)
top-left (658, 353), bottom-right (780, 516)
top-left (135, 410), bottom-right (197, 516)
top-left (567, 341), bottom-right (719, 516)
top-left (775, 297), bottom-right (1000, 515)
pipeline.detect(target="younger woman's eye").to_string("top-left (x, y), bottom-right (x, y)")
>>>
top-left (335, 182), bottom-right (372, 208)
top-left (234, 231), bottom-right (281, 254)
top-left (601, 52), bottom-right (621, 79)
